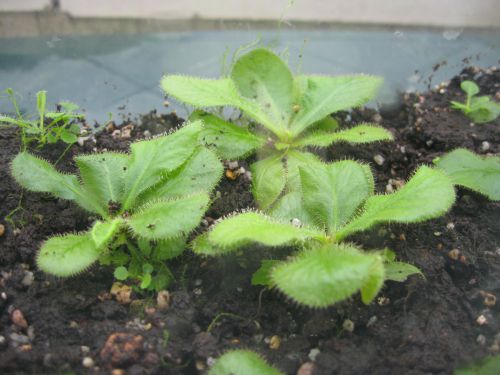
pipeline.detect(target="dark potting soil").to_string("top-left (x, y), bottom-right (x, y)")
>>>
top-left (0, 67), bottom-right (499, 375)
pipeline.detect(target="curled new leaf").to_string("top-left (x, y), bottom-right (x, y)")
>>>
top-left (271, 245), bottom-right (384, 307)
top-left (434, 148), bottom-right (500, 201)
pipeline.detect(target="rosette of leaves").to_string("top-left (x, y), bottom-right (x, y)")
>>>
top-left (161, 48), bottom-right (393, 211)
top-left (193, 160), bottom-right (456, 307)
top-left (11, 121), bottom-right (223, 290)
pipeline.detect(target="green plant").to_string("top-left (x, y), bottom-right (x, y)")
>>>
top-left (454, 355), bottom-right (500, 375)
top-left (434, 148), bottom-right (500, 201)
top-left (11, 121), bottom-right (223, 290)
top-left (209, 350), bottom-right (282, 375)
top-left (450, 80), bottom-right (500, 123)
top-left (161, 48), bottom-right (393, 212)
top-left (0, 88), bottom-right (84, 150)
top-left (193, 160), bottom-right (455, 307)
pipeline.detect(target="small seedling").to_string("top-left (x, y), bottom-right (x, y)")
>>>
top-left (450, 80), bottom-right (500, 123)
top-left (209, 350), bottom-right (282, 375)
top-left (11, 121), bottom-right (223, 290)
top-left (162, 48), bottom-right (393, 211)
top-left (0, 88), bottom-right (85, 150)
top-left (434, 148), bottom-right (500, 201)
top-left (193, 160), bottom-right (455, 307)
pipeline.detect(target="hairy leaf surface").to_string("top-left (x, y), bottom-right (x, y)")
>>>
top-left (122, 121), bottom-right (201, 209)
top-left (269, 192), bottom-right (314, 226)
top-left (91, 219), bottom-right (123, 249)
top-left (336, 166), bottom-right (455, 240)
top-left (271, 245), bottom-right (384, 307)
top-left (12, 152), bottom-right (105, 215)
top-left (76, 153), bottom-right (129, 209)
top-left (192, 111), bottom-right (265, 159)
top-left (140, 147), bottom-right (222, 201)
top-left (434, 148), bottom-right (500, 200)
top-left (291, 75), bottom-right (383, 135)
top-left (285, 150), bottom-right (321, 193)
top-left (37, 233), bottom-right (100, 277)
top-left (231, 48), bottom-right (294, 132)
top-left (300, 160), bottom-right (374, 233)
top-left (295, 124), bottom-right (393, 147)
top-left (251, 155), bottom-right (286, 209)
top-left (207, 212), bottom-right (326, 250)
top-left (209, 350), bottom-right (282, 375)
top-left (128, 193), bottom-right (210, 240)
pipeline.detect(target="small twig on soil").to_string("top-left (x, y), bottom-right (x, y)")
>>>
top-left (206, 312), bottom-right (260, 333)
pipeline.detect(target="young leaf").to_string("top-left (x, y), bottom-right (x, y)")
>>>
top-left (60, 129), bottom-right (78, 144)
top-left (460, 80), bottom-right (479, 97)
top-left (269, 192), bottom-right (314, 226)
top-left (295, 124), bottom-right (393, 148)
top-left (251, 155), bottom-right (286, 210)
top-left (37, 233), bottom-right (100, 277)
top-left (75, 153), bottom-right (129, 209)
top-left (192, 111), bottom-right (266, 159)
top-left (122, 121), bottom-right (202, 210)
top-left (285, 150), bottom-right (321, 193)
top-left (206, 212), bottom-right (326, 251)
top-left (11, 152), bottom-right (105, 216)
top-left (139, 147), bottom-right (222, 202)
top-left (468, 100), bottom-right (500, 123)
top-left (209, 350), bottom-right (283, 375)
top-left (309, 115), bottom-right (339, 132)
top-left (271, 245), bottom-right (384, 307)
top-left (127, 193), bottom-right (210, 240)
top-left (231, 48), bottom-right (294, 131)
top-left (434, 148), bottom-right (500, 200)
top-left (154, 237), bottom-right (187, 260)
top-left (90, 219), bottom-right (123, 249)
top-left (299, 160), bottom-right (374, 233)
top-left (336, 166), bottom-right (455, 240)
top-left (251, 260), bottom-right (280, 287)
top-left (114, 266), bottom-right (129, 280)
top-left (291, 75), bottom-right (383, 135)
top-left (384, 261), bottom-right (423, 282)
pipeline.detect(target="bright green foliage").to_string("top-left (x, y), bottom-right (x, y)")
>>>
top-left (162, 48), bottom-right (393, 210)
top-left (194, 161), bottom-right (453, 307)
top-left (12, 121), bottom-right (223, 290)
top-left (434, 148), bottom-right (500, 201)
top-left (0, 88), bottom-right (84, 150)
top-left (209, 350), bottom-right (283, 375)
top-left (450, 80), bottom-right (500, 123)
top-left (454, 355), bottom-right (500, 375)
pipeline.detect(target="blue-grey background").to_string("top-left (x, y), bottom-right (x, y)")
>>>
top-left (0, 28), bottom-right (499, 123)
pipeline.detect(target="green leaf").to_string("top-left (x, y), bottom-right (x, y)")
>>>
top-left (295, 124), bottom-right (393, 148)
top-left (206, 212), bottom-right (326, 252)
top-left (114, 266), bottom-right (129, 280)
top-left (140, 273), bottom-right (152, 289)
top-left (251, 260), bottom-right (280, 287)
top-left (11, 152), bottom-right (105, 216)
top-left (454, 355), bottom-right (500, 375)
top-left (285, 150), bottom-right (321, 193)
top-left (0, 115), bottom-right (30, 127)
top-left (90, 219), bottom-right (123, 249)
top-left (291, 75), bottom-right (383, 135)
top-left (60, 129), bottom-right (78, 144)
top-left (191, 232), bottom-right (226, 255)
top-left (75, 153), bottom-right (129, 209)
top-left (271, 245), bottom-right (384, 307)
top-left (192, 111), bottom-right (265, 159)
top-left (231, 48), bottom-right (294, 132)
top-left (122, 121), bottom-right (202, 210)
top-left (154, 237), bottom-right (187, 260)
top-left (36, 90), bottom-right (47, 128)
top-left (434, 148), bottom-right (500, 200)
top-left (127, 193), bottom-right (210, 240)
top-left (161, 75), bottom-right (277, 135)
top-left (269, 192), bottom-right (314, 226)
top-left (299, 160), bottom-right (374, 233)
top-left (469, 100), bottom-right (500, 123)
top-left (336, 166), bottom-right (455, 240)
top-left (251, 154), bottom-right (286, 210)
top-left (309, 115), bottom-right (339, 132)
top-left (209, 350), bottom-right (283, 375)
top-left (460, 80), bottom-right (479, 97)
top-left (139, 147), bottom-right (222, 202)
top-left (384, 261), bottom-right (423, 282)
top-left (37, 233), bottom-right (101, 277)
